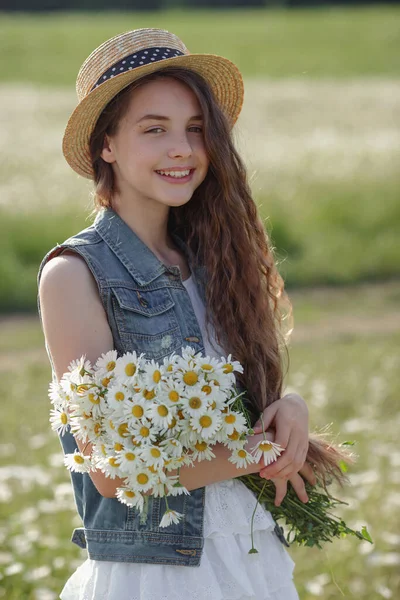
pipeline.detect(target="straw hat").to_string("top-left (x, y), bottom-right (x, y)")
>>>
top-left (62, 28), bottom-right (244, 179)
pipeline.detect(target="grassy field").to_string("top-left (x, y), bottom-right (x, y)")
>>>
top-left (1, 7), bottom-right (399, 311)
top-left (0, 282), bottom-right (399, 599)
top-left (1, 74), bottom-right (399, 311)
top-left (1, 6), bottom-right (399, 85)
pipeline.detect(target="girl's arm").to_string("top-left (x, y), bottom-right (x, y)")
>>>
top-left (39, 252), bottom-right (266, 498)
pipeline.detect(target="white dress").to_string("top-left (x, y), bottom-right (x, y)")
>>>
top-left (60, 274), bottom-right (299, 600)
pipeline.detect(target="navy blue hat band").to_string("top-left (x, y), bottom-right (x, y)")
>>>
top-left (91, 47), bottom-right (185, 92)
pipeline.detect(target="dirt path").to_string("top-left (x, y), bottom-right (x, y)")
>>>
top-left (1, 307), bottom-right (399, 372)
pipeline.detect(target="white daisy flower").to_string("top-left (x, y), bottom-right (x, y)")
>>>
top-left (221, 353), bottom-right (244, 375)
top-left (64, 449), bottom-right (92, 474)
top-left (106, 382), bottom-right (130, 416)
top-left (181, 386), bottom-right (210, 418)
top-left (159, 438), bottom-right (183, 458)
top-left (59, 373), bottom-right (78, 397)
top-left (159, 380), bottom-right (185, 407)
top-left (190, 440), bottom-right (216, 462)
top-left (49, 407), bottom-right (70, 436)
top-left (130, 419), bottom-right (158, 445)
top-left (190, 410), bottom-right (222, 439)
top-left (249, 439), bottom-right (284, 465)
top-left (219, 409), bottom-right (248, 436)
top-left (165, 476), bottom-right (191, 497)
top-left (48, 381), bottom-right (67, 408)
top-left (95, 350), bottom-right (118, 378)
top-left (93, 369), bottom-right (115, 390)
top-left (164, 453), bottom-right (193, 472)
top-left (228, 445), bottom-right (256, 469)
top-left (122, 397), bottom-right (152, 426)
top-left (86, 417), bottom-right (105, 442)
top-left (115, 487), bottom-right (144, 511)
top-left (127, 467), bottom-right (157, 493)
top-left (149, 402), bottom-right (176, 429)
top-left (180, 345), bottom-right (202, 363)
top-left (142, 359), bottom-right (165, 390)
top-left (159, 509), bottom-right (184, 528)
top-left (115, 448), bottom-right (141, 474)
top-left (107, 417), bottom-right (132, 443)
top-left (97, 454), bottom-right (124, 479)
top-left (197, 356), bottom-right (222, 374)
top-left (162, 352), bottom-right (180, 375)
top-left (67, 355), bottom-right (92, 376)
top-left (114, 351), bottom-right (144, 385)
top-left (139, 444), bottom-right (168, 469)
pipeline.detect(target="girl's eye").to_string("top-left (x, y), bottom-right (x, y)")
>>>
top-left (146, 127), bottom-right (164, 134)
top-left (188, 126), bottom-right (203, 133)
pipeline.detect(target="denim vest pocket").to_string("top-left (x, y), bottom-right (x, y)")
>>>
top-left (111, 285), bottom-right (183, 360)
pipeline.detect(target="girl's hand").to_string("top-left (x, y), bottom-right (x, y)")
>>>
top-left (271, 462), bottom-right (317, 506)
top-left (253, 392), bottom-right (310, 482)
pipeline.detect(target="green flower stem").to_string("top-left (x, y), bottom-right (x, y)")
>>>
top-left (248, 478), bottom-right (268, 554)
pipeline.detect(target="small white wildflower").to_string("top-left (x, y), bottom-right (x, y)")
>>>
top-left (249, 439), bottom-right (284, 465)
top-left (64, 449), bottom-right (92, 474)
top-left (228, 445), bottom-right (256, 469)
top-left (159, 509), bottom-right (184, 528)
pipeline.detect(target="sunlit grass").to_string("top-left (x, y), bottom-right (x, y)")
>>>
top-left (1, 6), bottom-right (399, 86)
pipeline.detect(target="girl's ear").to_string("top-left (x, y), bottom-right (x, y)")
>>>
top-left (100, 134), bottom-right (116, 164)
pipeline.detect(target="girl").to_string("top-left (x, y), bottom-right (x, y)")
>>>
top-left (37, 28), bottom-right (314, 600)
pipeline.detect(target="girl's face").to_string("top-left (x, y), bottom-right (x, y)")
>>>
top-left (101, 77), bottom-right (209, 209)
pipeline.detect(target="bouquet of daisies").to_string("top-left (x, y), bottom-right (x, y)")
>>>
top-left (49, 346), bottom-right (283, 529)
top-left (49, 346), bottom-right (372, 550)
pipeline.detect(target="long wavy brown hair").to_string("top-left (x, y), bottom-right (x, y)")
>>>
top-left (89, 67), bottom-right (350, 484)
top-left (89, 67), bottom-right (292, 424)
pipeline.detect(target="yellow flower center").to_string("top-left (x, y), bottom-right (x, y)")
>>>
top-left (74, 455), bottom-right (85, 464)
top-left (115, 391), bottom-right (125, 402)
top-left (167, 364), bottom-right (173, 372)
top-left (77, 384), bottom-right (89, 394)
top-left (169, 390), bottom-right (179, 402)
top-left (137, 473), bottom-right (149, 485)
top-left (153, 370), bottom-right (161, 383)
top-left (101, 377), bottom-right (111, 387)
top-left (149, 465), bottom-right (157, 473)
top-left (157, 405), bottom-right (168, 417)
top-left (101, 444), bottom-right (107, 456)
top-left (109, 457), bottom-right (120, 467)
top-left (199, 415), bottom-right (212, 428)
top-left (118, 423), bottom-right (129, 437)
top-left (201, 363), bottom-right (213, 371)
top-left (168, 417), bottom-right (177, 429)
top-left (109, 419), bottom-right (115, 430)
top-left (125, 490), bottom-right (136, 498)
top-left (189, 397), bottom-right (202, 409)
top-left (150, 448), bottom-right (161, 458)
top-left (201, 385), bottom-right (212, 395)
top-left (125, 452), bottom-right (136, 461)
top-left (94, 423), bottom-right (102, 435)
top-left (238, 450), bottom-right (247, 458)
top-left (83, 412), bottom-right (91, 420)
top-left (106, 361), bottom-right (116, 372)
top-left (223, 363), bottom-right (233, 373)
top-left (125, 363), bottom-right (136, 377)
top-left (225, 414), bottom-right (236, 424)
top-left (228, 430), bottom-right (240, 440)
top-left (183, 371), bottom-right (198, 385)
top-left (89, 393), bottom-right (100, 404)
top-left (61, 412), bottom-right (68, 425)
top-left (195, 441), bottom-right (207, 452)
top-left (132, 405), bottom-right (144, 418)
top-left (177, 410), bottom-right (185, 420)
top-left (143, 389), bottom-right (156, 400)
top-left (114, 442), bottom-right (123, 451)
top-left (140, 426), bottom-right (150, 437)
top-left (260, 442), bottom-right (273, 452)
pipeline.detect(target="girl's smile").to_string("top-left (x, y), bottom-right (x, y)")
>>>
top-left (154, 167), bottom-right (196, 183)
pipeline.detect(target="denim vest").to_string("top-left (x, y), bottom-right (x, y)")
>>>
top-left (37, 207), bottom-right (251, 566)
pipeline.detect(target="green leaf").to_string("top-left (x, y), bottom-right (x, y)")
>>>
top-left (341, 440), bottom-right (356, 446)
top-left (339, 460), bottom-right (348, 473)
top-left (361, 526), bottom-right (373, 543)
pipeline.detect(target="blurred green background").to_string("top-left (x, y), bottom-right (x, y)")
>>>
top-left (1, 4), bottom-right (399, 599)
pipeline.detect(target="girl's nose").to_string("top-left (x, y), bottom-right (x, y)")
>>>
top-left (167, 136), bottom-right (192, 159)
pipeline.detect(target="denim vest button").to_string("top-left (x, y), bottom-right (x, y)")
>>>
top-left (185, 336), bottom-right (200, 343)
